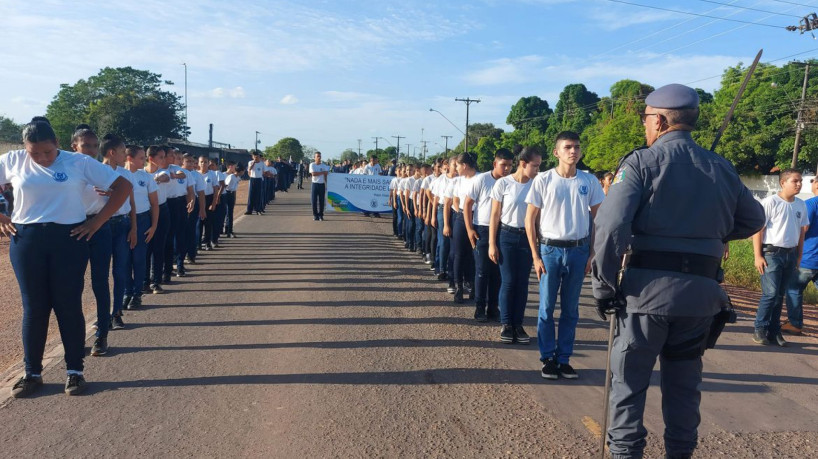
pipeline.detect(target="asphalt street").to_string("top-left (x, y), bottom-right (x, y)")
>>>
top-left (0, 186), bottom-right (815, 458)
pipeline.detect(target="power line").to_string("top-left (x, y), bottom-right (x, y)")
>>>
top-left (602, 0), bottom-right (786, 28)
top-left (768, 0), bottom-right (818, 8)
top-left (694, 0), bottom-right (802, 17)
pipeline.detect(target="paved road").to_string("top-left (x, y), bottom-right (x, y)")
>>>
top-left (0, 187), bottom-right (816, 458)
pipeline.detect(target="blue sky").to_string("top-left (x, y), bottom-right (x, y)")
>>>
top-left (1, 0), bottom-right (817, 158)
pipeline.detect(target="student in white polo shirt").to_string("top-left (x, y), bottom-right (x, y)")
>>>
top-left (222, 161), bottom-right (240, 238)
top-left (182, 154), bottom-right (206, 263)
top-left (450, 153), bottom-right (479, 304)
top-left (753, 168), bottom-right (809, 347)
top-left (209, 162), bottom-right (227, 247)
top-left (198, 157), bottom-right (218, 250)
top-left (245, 151), bottom-right (265, 215)
top-left (524, 131), bottom-right (604, 380)
top-left (389, 170), bottom-right (400, 236)
top-left (464, 148), bottom-right (513, 322)
top-left (308, 152), bottom-right (330, 221)
top-left (124, 145), bottom-right (159, 311)
top-left (1, 119), bottom-right (131, 397)
top-left (488, 146), bottom-right (542, 344)
top-left (163, 148), bottom-right (189, 281)
top-left (144, 145), bottom-right (172, 294)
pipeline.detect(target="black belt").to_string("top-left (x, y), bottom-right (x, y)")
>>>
top-left (762, 244), bottom-right (797, 254)
top-left (501, 223), bottom-right (526, 234)
top-left (539, 236), bottom-right (589, 247)
top-left (629, 250), bottom-right (721, 281)
top-left (109, 215), bottom-right (128, 223)
top-left (225, 190), bottom-right (235, 194)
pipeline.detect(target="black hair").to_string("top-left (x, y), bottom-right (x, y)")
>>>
top-left (456, 153), bottom-right (477, 170)
top-left (518, 146), bottom-right (541, 164)
top-left (146, 145), bottom-right (164, 158)
top-left (227, 160), bottom-right (236, 166)
top-left (779, 168), bottom-right (802, 185)
top-left (554, 131), bottom-right (580, 147)
top-left (22, 120), bottom-right (57, 144)
top-left (74, 123), bottom-right (92, 131)
top-left (30, 116), bottom-right (51, 125)
top-left (494, 148), bottom-right (514, 161)
top-left (100, 133), bottom-right (125, 156)
top-left (371, 154), bottom-right (378, 160)
top-left (125, 145), bottom-right (143, 158)
top-left (71, 127), bottom-right (97, 145)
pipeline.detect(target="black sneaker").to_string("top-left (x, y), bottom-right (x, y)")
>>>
top-left (111, 315), bottom-right (125, 330)
top-left (514, 326), bottom-right (530, 344)
top-left (447, 285), bottom-right (456, 294)
top-left (122, 296), bottom-right (132, 310)
top-left (752, 329), bottom-right (770, 345)
top-left (142, 284), bottom-right (151, 294)
top-left (500, 325), bottom-right (514, 344)
top-left (91, 337), bottom-right (108, 356)
top-left (161, 276), bottom-right (171, 284)
top-left (487, 307), bottom-right (500, 322)
top-left (152, 284), bottom-right (164, 294)
top-left (559, 363), bottom-right (579, 379)
top-left (474, 306), bottom-right (488, 322)
top-left (437, 273), bottom-right (449, 282)
top-left (130, 296), bottom-right (142, 309)
top-left (771, 332), bottom-right (787, 347)
top-left (453, 287), bottom-right (464, 304)
top-left (11, 375), bottom-right (42, 398)
top-left (65, 374), bottom-right (87, 396)
top-left (541, 359), bottom-right (559, 380)
top-left (176, 271), bottom-right (186, 278)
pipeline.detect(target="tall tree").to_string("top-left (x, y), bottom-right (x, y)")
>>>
top-left (0, 116), bottom-right (23, 144)
top-left (269, 137), bottom-right (305, 162)
top-left (506, 96), bottom-right (552, 131)
top-left (45, 67), bottom-right (187, 147)
top-left (453, 122), bottom-right (504, 153)
top-left (472, 136), bottom-right (499, 172)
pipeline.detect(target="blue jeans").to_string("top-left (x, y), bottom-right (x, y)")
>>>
top-left (88, 221), bottom-right (112, 337)
top-left (147, 203), bottom-right (170, 285)
top-left (10, 223), bottom-right (88, 374)
top-left (474, 225), bottom-right (500, 308)
top-left (164, 196), bottom-right (186, 276)
top-left (185, 200), bottom-right (200, 261)
top-left (785, 267), bottom-right (817, 328)
top-left (414, 215), bottom-right (423, 250)
top-left (223, 191), bottom-right (236, 235)
top-left (452, 213), bottom-right (474, 287)
top-left (405, 202), bottom-right (416, 250)
top-left (755, 249), bottom-right (798, 334)
top-left (436, 207), bottom-right (447, 274)
top-left (396, 200), bottom-right (404, 237)
top-left (311, 183), bottom-right (325, 218)
top-left (110, 216), bottom-right (131, 322)
top-left (127, 211), bottom-right (151, 298)
top-left (498, 228), bottom-right (533, 326)
top-left (247, 178), bottom-right (263, 213)
top-left (212, 199), bottom-right (226, 243)
top-left (537, 243), bottom-right (589, 364)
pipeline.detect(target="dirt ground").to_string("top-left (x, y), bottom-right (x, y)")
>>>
top-left (0, 180), bottom-right (250, 372)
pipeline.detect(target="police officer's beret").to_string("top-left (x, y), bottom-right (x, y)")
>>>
top-left (645, 84), bottom-right (699, 109)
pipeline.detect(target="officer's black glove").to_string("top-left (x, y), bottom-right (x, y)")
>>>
top-left (595, 296), bottom-right (625, 321)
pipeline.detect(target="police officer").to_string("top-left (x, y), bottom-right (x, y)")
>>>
top-left (592, 84), bottom-right (765, 459)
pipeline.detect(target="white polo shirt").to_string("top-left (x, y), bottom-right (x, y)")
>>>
top-left (761, 194), bottom-right (809, 248)
top-left (490, 174), bottom-right (533, 228)
top-left (0, 149), bottom-right (119, 224)
top-left (363, 163), bottom-right (382, 175)
top-left (225, 174), bottom-right (239, 192)
top-left (309, 163), bottom-right (330, 184)
top-left (188, 169), bottom-right (206, 194)
top-left (167, 164), bottom-right (187, 198)
top-left (152, 168), bottom-right (172, 205)
top-left (466, 171), bottom-right (500, 226)
top-left (130, 168), bottom-right (159, 214)
top-left (202, 170), bottom-right (216, 196)
top-left (525, 169), bottom-right (604, 240)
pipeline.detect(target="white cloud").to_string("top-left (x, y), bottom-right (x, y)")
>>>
top-left (465, 55), bottom-right (543, 86)
top-left (280, 95), bottom-right (299, 105)
top-left (228, 87), bottom-right (246, 98)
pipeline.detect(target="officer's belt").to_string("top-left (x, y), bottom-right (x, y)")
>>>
top-left (501, 223), bottom-right (526, 234)
top-left (762, 244), bottom-right (797, 254)
top-left (539, 236), bottom-right (589, 248)
top-left (629, 250), bottom-right (721, 280)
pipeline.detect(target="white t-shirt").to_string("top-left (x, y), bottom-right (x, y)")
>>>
top-left (421, 175), bottom-right (434, 191)
top-left (309, 163), bottom-right (330, 184)
top-left (761, 194), bottom-right (810, 248)
top-left (525, 169), bottom-right (604, 240)
top-left (186, 169), bottom-right (206, 194)
top-left (216, 171), bottom-right (227, 194)
top-left (152, 168), bottom-right (172, 205)
top-left (0, 149), bottom-right (119, 224)
top-left (130, 168), bottom-right (159, 214)
top-left (225, 174), bottom-right (239, 192)
top-left (202, 170), bottom-right (216, 196)
top-left (431, 175), bottom-right (448, 199)
top-left (113, 166), bottom-right (133, 216)
top-left (443, 176), bottom-right (459, 200)
top-left (389, 177), bottom-right (398, 191)
top-left (454, 174), bottom-right (477, 213)
top-left (491, 174), bottom-right (533, 228)
top-left (363, 163), bottom-right (382, 175)
top-left (82, 181), bottom-right (107, 216)
top-left (411, 176), bottom-right (423, 194)
top-left (267, 165), bottom-right (278, 177)
top-left (248, 160), bottom-right (265, 179)
top-left (466, 171), bottom-right (499, 226)
top-left (167, 164), bottom-right (187, 198)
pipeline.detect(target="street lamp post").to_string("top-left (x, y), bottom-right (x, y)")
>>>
top-left (182, 63), bottom-right (188, 140)
top-left (255, 131), bottom-right (261, 152)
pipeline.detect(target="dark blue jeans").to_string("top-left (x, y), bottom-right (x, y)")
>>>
top-left (538, 243), bottom-right (589, 364)
top-left (498, 228), bottom-right (533, 326)
top-left (212, 199), bottom-right (226, 243)
top-left (10, 223), bottom-right (88, 374)
top-left (755, 249), bottom-right (798, 335)
top-left (199, 194), bottom-right (215, 246)
top-left (223, 191), bottom-right (236, 234)
top-left (164, 196), bottom-right (186, 276)
top-left (474, 225), bottom-right (500, 308)
top-left (414, 215), bottom-right (423, 250)
top-left (185, 200), bottom-right (200, 261)
top-left (785, 266), bottom-right (817, 328)
top-left (127, 211), bottom-right (151, 298)
top-left (110, 216), bottom-right (131, 323)
top-left (147, 203), bottom-right (170, 286)
top-left (436, 207), bottom-right (447, 274)
top-left (88, 221), bottom-right (112, 337)
top-left (405, 201), bottom-right (416, 250)
top-left (247, 178), bottom-right (263, 213)
top-left (311, 183), bottom-right (326, 218)
top-left (452, 213), bottom-right (474, 287)
top-left (396, 200), bottom-right (404, 237)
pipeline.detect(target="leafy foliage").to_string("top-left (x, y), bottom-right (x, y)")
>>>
top-left (266, 137), bottom-right (304, 162)
top-left (0, 116), bottom-right (23, 144)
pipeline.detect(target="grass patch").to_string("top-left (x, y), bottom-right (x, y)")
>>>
top-left (724, 239), bottom-right (818, 304)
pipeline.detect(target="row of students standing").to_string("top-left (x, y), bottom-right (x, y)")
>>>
top-left (0, 118), bottom-right (247, 398)
top-left (389, 132), bottom-right (605, 381)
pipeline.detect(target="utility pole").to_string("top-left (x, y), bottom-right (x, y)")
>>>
top-left (792, 63), bottom-right (810, 169)
top-left (455, 97), bottom-right (481, 154)
top-left (392, 135), bottom-right (404, 162)
top-left (372, 137), bottom-right (380, 158)
top-left (420, 141), bottom-right (428, 161)
top-left (181, 63), bottom-right (188, 139)
top-left (406, 144), bottom-right (412, 159)
top-left (441, 135), bottom-right (452, 156)
top-left (357, 139), bottom-right (362, 157)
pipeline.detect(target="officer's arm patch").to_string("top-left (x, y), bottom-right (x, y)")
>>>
top-left (612, 166), bottom-right (626, 186)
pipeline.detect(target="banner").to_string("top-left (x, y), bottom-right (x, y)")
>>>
top-left (327, 174), bottom-right (393, 212)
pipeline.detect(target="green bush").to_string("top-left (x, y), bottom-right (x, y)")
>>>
top-left (724, 239), bottom-right (818, 304)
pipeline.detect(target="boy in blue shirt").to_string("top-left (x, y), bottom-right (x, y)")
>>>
top-left (784, 176), bottom-right (818, 335)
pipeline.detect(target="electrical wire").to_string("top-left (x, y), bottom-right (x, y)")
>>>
top-left (693, 0), bottom-right (802, 17)
top-left (602, 0), bottom-right (787, 27)
top-left (767, 0), bottom-right (818, 8)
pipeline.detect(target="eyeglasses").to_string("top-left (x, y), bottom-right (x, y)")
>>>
top-left (640, 113), bottom-right (659, 124)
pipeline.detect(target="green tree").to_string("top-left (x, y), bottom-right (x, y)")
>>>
top-left (453, 122), bottom-right (504, 153)
top-left (268, 137), bottom-right (304, 162)
top-left (45, 66), bottom-right (187, 148)
top-left (0, 116), bottom-right (23, 144)
top-left (582, 79), bottom-right (653, 172)
top-left (339, 148), bottom-right (359, 162)
top-left (472, 136), bottom-right (498, 172)
top-left (544, 84), bottom-right (599, 145)
top-left (506, 96), bottom-right (552, 131)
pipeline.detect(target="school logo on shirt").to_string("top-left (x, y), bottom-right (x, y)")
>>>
top-left (578, 185), bottom-right (589, 195)
top-left (53, 172), bottom-right (68, 182)
top-left (177, 178), bottom-right (185, 184)
top-left (138, 180), bottom-right (147, 187)
top-left (797, 211), bottom-right (802, 219)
